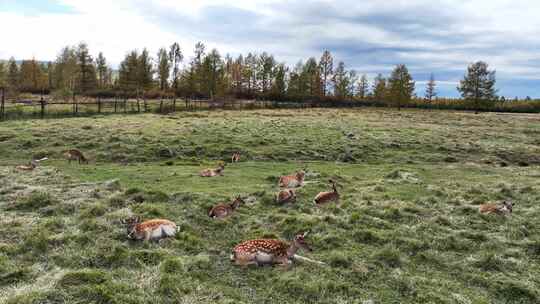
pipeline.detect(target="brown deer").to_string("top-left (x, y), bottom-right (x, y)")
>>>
top-left (121, 217), bottom-right (178, 242)
top-left (64, 149), bottom-right (88, 164)
top-left (231, 152), bottom-right (241, 163)
top-left (16, 160), bottom-right (38, 171)
top-left (479, 201), bottom-right (514, 215)
top-left (314, 180), bottom-right (339, 206)
top-left (231, 232), bottom-right (312, 267)
top-left (209, 196), bottom-right (245, 219)
top-left (276, 189), bottom-right (296, 204)
top-left (15, 157), bottom-right (48, 171)
top-left (278, 171), bottom-right (305, 188)
top-left (200, 163), bottom-right (225, 177)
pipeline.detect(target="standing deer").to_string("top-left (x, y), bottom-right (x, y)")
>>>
top-left (479, 201), bottom-right (514, 215)
top-left (200, 163), bottom-right (225, 177)
top-left (121, 217), bottom-right (178, 242)
top-left (231, 232), bottom-right (312, 267)
top-left (278, 171), bottom-right (305, 188)
top-left (231, 152), bottom-right (241, 163)
top-left (314, 180), bottom-right (339, 206)
top-left (276, 189), bottom-right (296, 204)
top-left (209, 196), bottom-right (245, 219)
top-left (64, 149), bottom-right (89, 164)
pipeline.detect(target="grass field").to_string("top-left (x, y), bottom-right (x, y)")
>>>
top-left (1, 108), bottom-right (540, 303)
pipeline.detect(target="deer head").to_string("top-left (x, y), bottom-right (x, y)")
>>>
top-left (502, 201), bottom-right (514, 213)
top-left (121, 216), bottom-right (141, 239)
top-left (292, 231), bottom-right (312, 252)
top-left (231, 196), bottom-right (245, 209)
top-left (296, 171), bottom-right (305, 181)
top-left (329, 180), bottom-right (338, 193)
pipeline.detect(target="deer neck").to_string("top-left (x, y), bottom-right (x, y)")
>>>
top-left (286, 242), bottom-right (300, 257)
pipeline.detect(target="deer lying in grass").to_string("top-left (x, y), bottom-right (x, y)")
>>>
top-left (278, 171), bottom-right (305, 188)
top-left (231, 152), bottom-right (241, 163)
top-left (479, 201), bottom-right (514, 215)
top-left (231, 232), bottom-right (313, 268)
top-left (314, 180), bottom-right (339, 206)
top-left (276, 189), bottom-right (296, 204)
top-left (209, 196), bottom-right (245, 219)
top-left (121, 217), bottom-right (178, 242)
top-left (15, 157), bottom-right (48, 171)
top-left (64, 149), bottom-right (89, 164)
top-left (200, 163), bottom-right (225, 177)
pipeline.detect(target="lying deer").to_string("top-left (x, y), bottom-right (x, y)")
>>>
top-left (64, 149), bottom-right (89, 164)
top-left (231, 152), bottom-right (241, 163)
top-left (314, 180), bottom-right (339, 206)
top-left (200, 163), bottom-right (225, 177)
top-left (15, 157), bottom-right (48, 171)
top-left (278, 171), bottom-right (305, 188)
top-left (479, 201), bottom-right (514, 215)
top-left (276, 189), bottom-right (296, 204)
top-left (121, 217), bottom-right (178, 242)
top-left (209, 196), bottom-right (244, 219)
top-left (231, 232), bottom-right (312, 268)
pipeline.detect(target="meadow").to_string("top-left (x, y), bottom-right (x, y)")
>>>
top-left (1, 108), bottom-right (539, 303)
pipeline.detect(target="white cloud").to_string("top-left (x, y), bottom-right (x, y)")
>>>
top-left (1, 0), bottom-right (540, 96)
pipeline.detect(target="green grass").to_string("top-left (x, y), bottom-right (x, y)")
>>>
top-left (1, 108), bottom-right (539, 303)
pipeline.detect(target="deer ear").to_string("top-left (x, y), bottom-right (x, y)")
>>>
top-left (120, 219), bottom-right (126, 225)
top-left (302, 231), bottom-right (309, 238)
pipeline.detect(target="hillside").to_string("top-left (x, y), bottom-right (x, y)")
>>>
top-left (1, 108), bottom-right (539, 303)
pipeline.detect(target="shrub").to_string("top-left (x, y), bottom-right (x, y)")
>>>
top-left (11, 191), bottom-right (58, 211)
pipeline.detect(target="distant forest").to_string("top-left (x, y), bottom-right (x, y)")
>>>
top-left (0, 42), bottom-right (538, 112)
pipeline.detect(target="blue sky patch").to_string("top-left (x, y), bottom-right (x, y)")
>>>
top-left (0, 0), bottom-right (74, 15)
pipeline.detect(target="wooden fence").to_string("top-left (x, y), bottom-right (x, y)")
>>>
top-left (0, 91), bottom-right (323, 121)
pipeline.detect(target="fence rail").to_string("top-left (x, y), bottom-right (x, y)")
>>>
top-left (0, 91), bottom-right (324, 120)
top-left (1, 89), bottom-right (539, 121)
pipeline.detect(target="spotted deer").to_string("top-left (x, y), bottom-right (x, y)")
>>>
top-left (121, 217), bottom-right (178, 241)
top-left (15, 157), bottom-right (48, 171)
top-left (64, 149), bottom-right (88, 164)
top-left (231, 232), bottom-right (312, 267)
top-left (314, 180), bottom-right (339, 206)
top-left (479, 201), bottom-right (514, 215)
top-left (200, 163), bottom-right (225, 177)
top-left (231, 152), bottom-right (241, 163)
top-left (16, 160), bottom-right (38, 171)
top-left (278, 171), bottom-right (305, 188)
top-left (276, 189), bottom-right (296, 204)
top-left (209, 196), bottom-right (245, 219)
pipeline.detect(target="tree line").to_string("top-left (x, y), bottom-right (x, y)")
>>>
top-left (0, 41), bottom-right (528, 110)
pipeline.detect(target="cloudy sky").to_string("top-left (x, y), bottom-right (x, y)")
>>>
top-left (1, 0), bottom-right (539, 97)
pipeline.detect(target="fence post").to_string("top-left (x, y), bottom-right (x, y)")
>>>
top-left (72, 92), bottom-right (78, 114)
top-left (97, 96), bottom-right (101, 113)
top-left (40, 93), bottom-right (45, 118)
top-left (114, 95), bottom-right (118, 113)
top-left (0, 88), bottom-right (5, 120)
top-left (124, 94), bottom-right (127, 113)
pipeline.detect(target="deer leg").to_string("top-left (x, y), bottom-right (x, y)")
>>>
top-left (144, 231), bottom-right (151, 242)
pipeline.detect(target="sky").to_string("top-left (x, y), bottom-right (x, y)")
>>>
top-left (1, 0), bottom-right (539, 98)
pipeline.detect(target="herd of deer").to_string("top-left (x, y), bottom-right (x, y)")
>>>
top-left (14, 149), bottom-right (515, 268)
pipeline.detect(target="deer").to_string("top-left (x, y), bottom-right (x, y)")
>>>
top-left (231, 232), bottom-right (313, 268)
top-left (200, 163), bottom-right (225, 177)
top-left (278, 171), bottom-right (305, 188)
top-left (15, 157), bottom-right (48, 171)
top-left (276, 189), bottom-right (296, 204)
top-left (231, 152), bottom-right (241, 163)
top-left (121, 217), bottom-right (178, 242)
top-left (209, 196), bottom-right (245, 219)
top-left (64, 149), bottom-right (89, 164)
top-left (314, 180), bottom-right (339, 206)
top-left (479, 201), bottom-right (514, 215)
